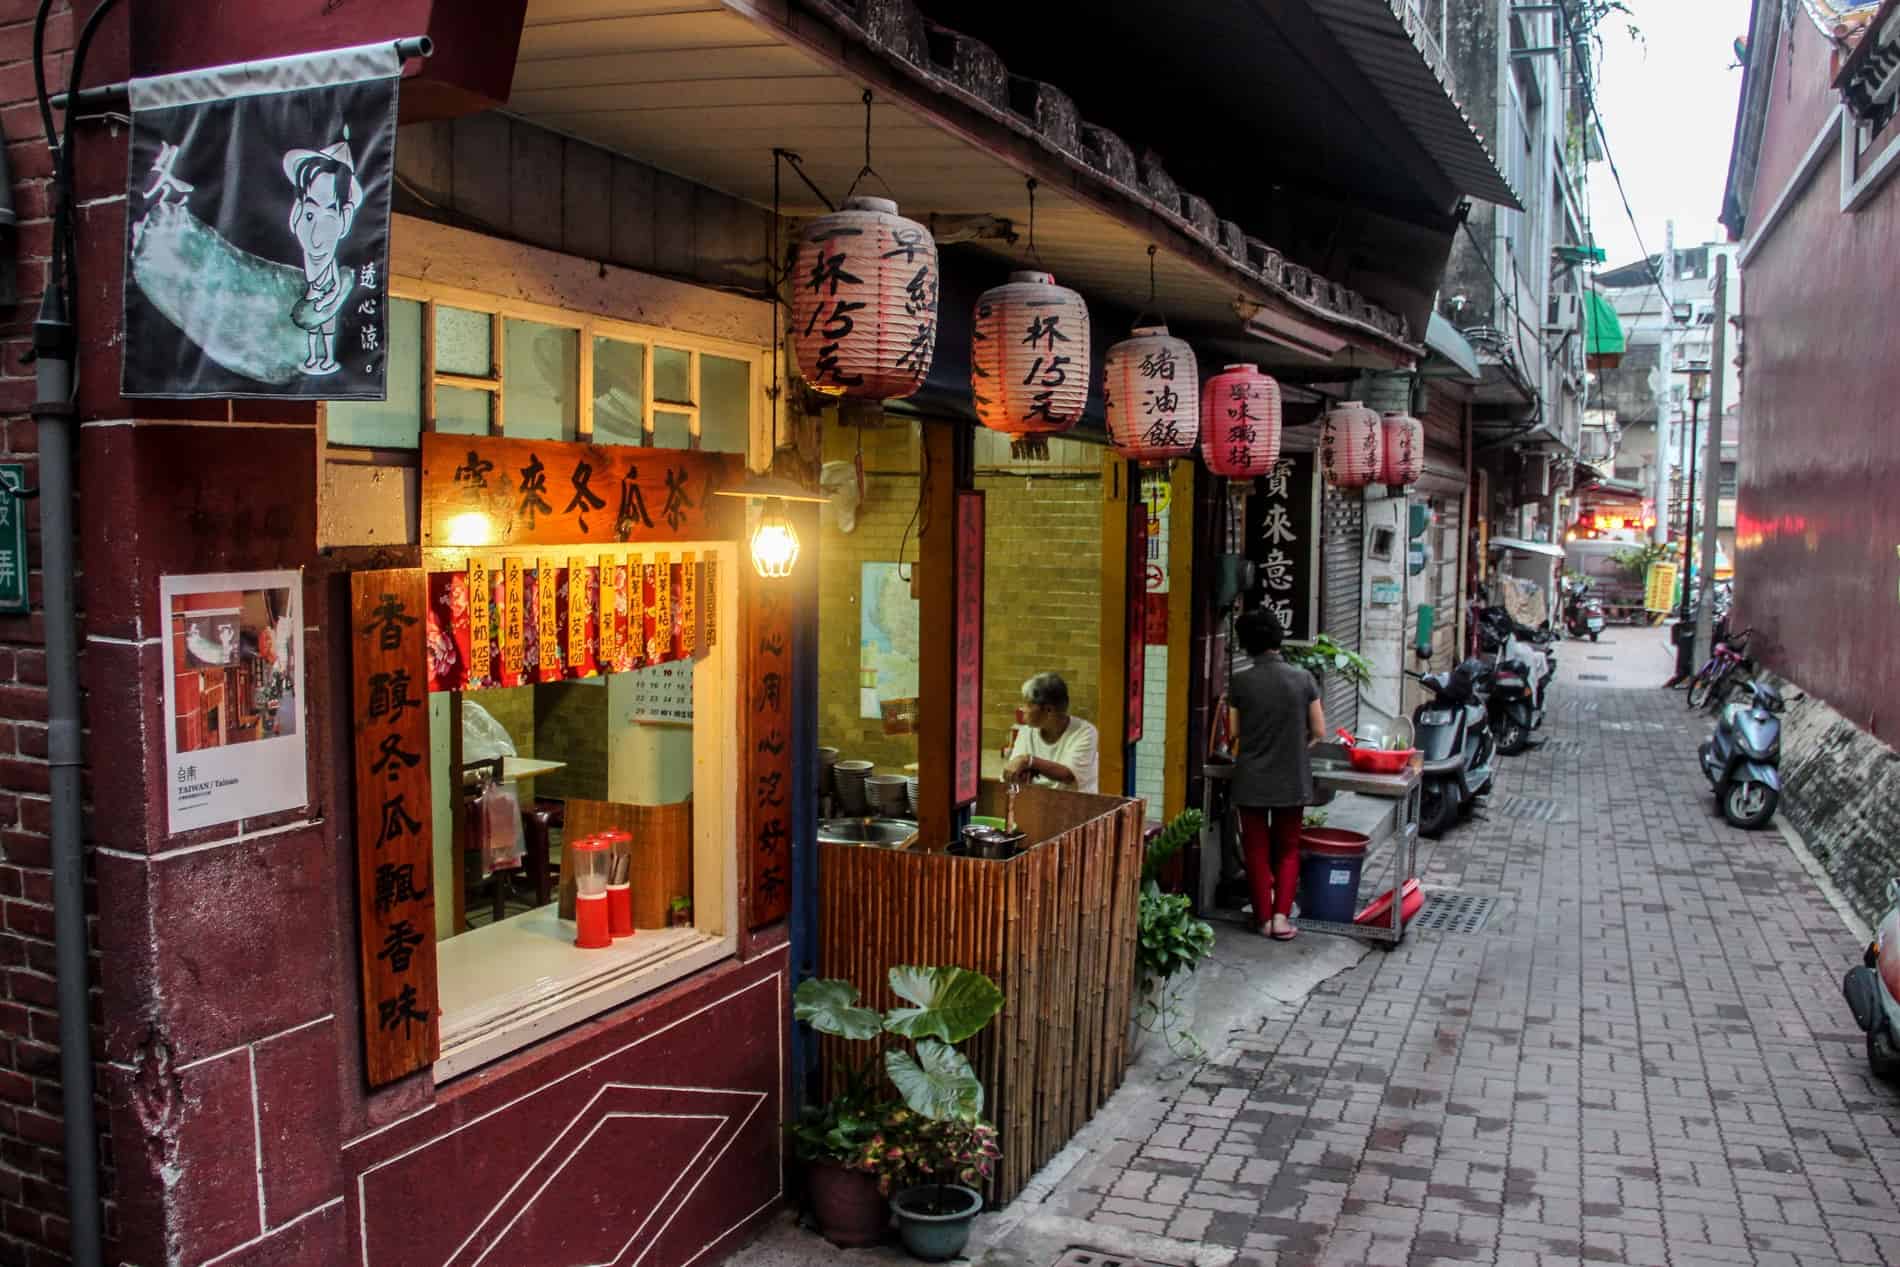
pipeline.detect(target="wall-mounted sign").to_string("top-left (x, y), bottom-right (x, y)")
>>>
top-left (349, 568), bottom-right (438, 1085)
top-left (954, 493), bottom-right (984, 806)
top-left (743, 572), bottom-right (792, 929)
top-left (1370, 578), bottom-right (1402, 606)
top-left (422, 435), bottom-right (738, 550)
top-left (123, 43), bottom-right (401, 399)
top-left (160, 570), bottom-right (307, 834)
top-left (1126, 505), bottom-right (1146, 746)
top-left (0, 465), bottom-right (27, 615)
top-left (1245, 451), bottom-right (1319, 641)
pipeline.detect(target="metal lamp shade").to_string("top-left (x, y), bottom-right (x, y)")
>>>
top-left (790, 196), bottom-right (939, 400)
top-left (1321, 400), bottom-right (1382, 489)
top-left (1199, 364), bottom-right (1283, 479)
top-left (1379, 411), bottom-right (1425, 487)
top-left (1103, 324), bottom-right (1199, 465)
top-left (971, 270), bottom-right (1092, 459)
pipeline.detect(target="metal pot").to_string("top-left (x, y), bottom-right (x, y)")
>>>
top-left (955, 824), bottom-right (1025, 860)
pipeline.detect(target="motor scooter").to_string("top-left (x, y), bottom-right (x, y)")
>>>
top-left (1408, 660), bottom-right (1496, 838)
top-left (1478, 608), bottom-right (1555, 754)
top-left (1697, 678), bottom-right (1782, 828)
top-left (1562, 577), bottom-right (1606, 642)
top-left (1842, 878), bottom-right (1900, 1080)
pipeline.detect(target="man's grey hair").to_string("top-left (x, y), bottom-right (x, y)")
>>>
top-left (1021, 672), bottom-right (1069, 712)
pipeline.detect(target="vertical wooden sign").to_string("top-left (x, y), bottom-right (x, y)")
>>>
top-left (1127, 502), bottom-right (1147, 745)
top-left (568, 557), bottom-right (591, 671)
top-left (680, 554), bottom-right (699, 657)
top-left (954, 492), bottom-right (985, 806)
top-left (744, 568), bottom-right (792, 929)
top-left (651, 557), bottom-right (674, 664)
top-left (502, 557), bottom-right (526, 685)
top-left (350, 569), bottom-right (439, 1086)
top-left (468, 558), bottom-right (491, 683)
top-left (599, 553), bottom-right (619, 668)
top-left (536, 558), bottom-right (562, 681)
top-left (704, 559), bottom-right (719, 648)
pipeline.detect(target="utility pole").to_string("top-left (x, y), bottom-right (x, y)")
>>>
top-left (1692, 254), bottom-right (1730, 668)
top-left (1651, 220), bottom-right (1676, 546)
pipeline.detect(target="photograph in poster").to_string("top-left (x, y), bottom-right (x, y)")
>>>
top-left (122, 43), bottom-right (401, 399)
top-left (161, 571), bottom-right (308, 833)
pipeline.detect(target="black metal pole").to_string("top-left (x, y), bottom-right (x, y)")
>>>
top-left (1680, 397), bottom-right (1700, 618)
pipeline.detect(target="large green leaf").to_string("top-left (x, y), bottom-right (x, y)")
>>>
top-left (793, 978), bottom-right (881, 1040)
top-left (886, 1038), bottom-right (984, 1121)
top-left (882, 966), bottom-right (1003, 1043)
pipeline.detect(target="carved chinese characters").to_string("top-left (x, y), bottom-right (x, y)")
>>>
top-left (744, 572), bottom-right (792, 928)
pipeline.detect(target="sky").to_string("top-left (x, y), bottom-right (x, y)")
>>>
top-left (1584, 0), bottom-right (1754, 268)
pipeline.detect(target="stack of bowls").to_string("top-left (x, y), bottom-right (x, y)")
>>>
top-left (817, 747), bottom-right (840, 795)
top-left (866, 774), bottom-right (909, 818)
top-left (905, 777), bottom-right (919, 818)
top-left (833, 761), bottom-right (874, 816)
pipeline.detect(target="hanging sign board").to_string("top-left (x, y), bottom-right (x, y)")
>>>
top-left (0, 466), bottom-right (27, 615)
top-left (123, 43), bottom-right (401, 399)
top-left (421, 435), bottom-right (738, 549)
top-left (1127, 503), bottom-right (1147, 746)
top-left (953, 493), bottom-right (984, 807)
top-left (159, 570), bottom-right (308, 833)
top-left (743, 570), bottom-right (792, 929)
top-left (349, 568), bottom-right (439, 1086)
top-left (1246, 452), bottom-right (1319, 641)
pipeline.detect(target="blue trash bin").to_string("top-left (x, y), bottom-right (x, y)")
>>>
top-left (1297, 829), bottom-right (1369, 922)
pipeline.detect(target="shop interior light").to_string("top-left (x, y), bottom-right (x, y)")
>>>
top-left (713, 477), bottom-right (827, 580)
top-left (445, 511), bottom-right (495, 547)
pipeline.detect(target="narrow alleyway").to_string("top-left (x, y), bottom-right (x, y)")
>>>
top-left (1048, 626), bottom-right (1897, 1266)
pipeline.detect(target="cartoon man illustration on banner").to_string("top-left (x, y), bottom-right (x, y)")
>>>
top-left (283, 135), bottom-right (360, 376)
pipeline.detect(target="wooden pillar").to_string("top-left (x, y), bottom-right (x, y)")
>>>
top-left (1097, 455), bottom-right (1133, 796)
top-left (915, 421), bottom-right (967, 849)
top-left (1162, 459), bottom-right (1196, 821)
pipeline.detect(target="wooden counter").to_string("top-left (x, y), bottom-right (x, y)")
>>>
top-left (817, 785), bottom-right (1145, 1202)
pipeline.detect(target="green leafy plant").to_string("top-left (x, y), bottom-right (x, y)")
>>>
top-left (1141, 809), bottom-right (1205, 885)
top-left (1284, 633), bottom-right (1373, 687)
top-left (1137, 887), bottom-right (1215, 987)
top-left (792, 967), bottom-right (1005, 1197)
top-left (1303, 808), bottom-right (1328, 829)
top-left (1611, 542), bottom-right (1672, 584)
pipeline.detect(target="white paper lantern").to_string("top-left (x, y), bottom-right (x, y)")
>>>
top-left (790, 196), bottom-right (938, 399)
top-left (1104, 323), bottom-right (1199, 466)
top-left (1380, 411), bottom-right (1424, 487)
top-left (971, 270), bottom-right (1091, 459)
top-left (1199, 364), bottom-right (1282, 480)
top-left (1320, 400), bottom-right (1382, 489)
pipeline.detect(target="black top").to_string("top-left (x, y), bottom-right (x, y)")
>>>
top-left (1230, 657), bottom-right (1320, 809)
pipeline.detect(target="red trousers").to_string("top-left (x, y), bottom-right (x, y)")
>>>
top-left (1239, 806), bottom-right (1303, 923)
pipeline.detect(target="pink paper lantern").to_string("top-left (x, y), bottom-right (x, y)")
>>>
top-left (1104, 323), bottom-right (1199, 465)
top-left (1380, 411), bottom-right (1424, 487)
top-left (1199, 364), bottom-right (1283, 479)
top-left (1321, 400), bottom-right (1382, 489)
top-left (972, 270), bottom-right (1092, 459)
top-left (791, 196), bottom-right (939, 399)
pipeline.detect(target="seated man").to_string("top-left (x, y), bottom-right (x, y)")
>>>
top-left (1002, 672), bottom-right (1100, 795)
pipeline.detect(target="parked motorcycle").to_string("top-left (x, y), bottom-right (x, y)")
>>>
top-left (1697, 678), bottom-right (1782, 829)
top-left (1477, 608), bottom-right (1556, 755)
top-left (1562, 576), bottom-right (1606, 642)
top-left (1843, 879), bottom-right (1900, 1080)
top-left (1687, 622), bottom-right (1754, 713)
top-left (1408, 660), bottom-right (1496, 838)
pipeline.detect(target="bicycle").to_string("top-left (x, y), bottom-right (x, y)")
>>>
top-left (1687, 626), bottom-right (1754, 712)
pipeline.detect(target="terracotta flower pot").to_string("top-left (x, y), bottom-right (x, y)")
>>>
top-left (805, 1161), bottom-right (888, 1248)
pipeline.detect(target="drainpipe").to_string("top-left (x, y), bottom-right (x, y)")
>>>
top-left (33, 277), bottom-right (103, 1267)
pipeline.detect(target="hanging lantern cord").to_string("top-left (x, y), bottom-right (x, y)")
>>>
top-left (1131, 243), bottom-right (1162, 330)
top-left (843, 89), bottom-right (894, 202)
top-left (1024, 178), bottom-right (1043, 266)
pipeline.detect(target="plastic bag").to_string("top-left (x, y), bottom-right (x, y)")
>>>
top-left (461, 701), bottom-right (526, 875)
top-left (476, 779), bottom-right (524, 874)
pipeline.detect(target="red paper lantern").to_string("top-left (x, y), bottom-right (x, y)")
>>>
top-left (1320, 400), bottom-right (1381, 489)
top-left (1379, 411), bottom-right (1424, 487)
top-left (1199, 364), bottom-right (1282, 479)
top-left (972, 270), bottom-right (1091, 459)
top-left (1104, 323), bottom-right (1199, 465)
top-left (791, 196), bottom-right (938, 399)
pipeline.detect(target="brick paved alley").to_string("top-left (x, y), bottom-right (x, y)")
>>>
top-left (1055, 647), bottom-right (1897, 1266)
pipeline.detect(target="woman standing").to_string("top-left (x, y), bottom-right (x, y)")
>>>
top-left (1228, 608), bottom-right (1325, 939)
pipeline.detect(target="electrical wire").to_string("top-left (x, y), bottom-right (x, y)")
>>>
top-left (1573, 38), bottom-right (1674, 322)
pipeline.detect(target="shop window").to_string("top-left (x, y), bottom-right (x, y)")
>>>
top-left (325, 297), bottom-right (424, 449)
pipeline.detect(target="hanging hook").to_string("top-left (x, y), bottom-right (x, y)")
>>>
top-left (1128, 244), bottom-right (1164, 332)
top-left (1147, 244), bottom-right (1158, 305)
top-left (1025, 178), bottom-right (1042, 266)
top-left (842, 88), bottom-right (894, 202)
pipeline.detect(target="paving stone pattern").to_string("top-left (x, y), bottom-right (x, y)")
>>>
top-left (1059, 686), bottom-right (1900, 1266)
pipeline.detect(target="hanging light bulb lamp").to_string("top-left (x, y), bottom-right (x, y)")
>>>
top-left (972, 179), bottom-right (1092, 460)
top-left (1379, 409), bottom-right (1424, 488)
top-left (713, 477), bottom-right (829, 579)
top-left (1199, 363), bottom-right (1283, 481)
top-left (1320, 399), bottom-right (1382, 489)
top-left (1104, 245), bottom-right (1199, 468)
top-left (789, 92), bottom-right (939, 399)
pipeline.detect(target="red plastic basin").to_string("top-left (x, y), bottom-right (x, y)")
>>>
top-left (1299, 827), bottom-right (1370, 858)
top-left (1346, 746), bottom-right (1418, 775)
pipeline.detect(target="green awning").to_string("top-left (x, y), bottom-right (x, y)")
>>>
top-left (1585, 290), bottom-right (1625, 360)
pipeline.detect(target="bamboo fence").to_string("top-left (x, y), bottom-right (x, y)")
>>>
top-left (816, 787), bottom-right (1145, 1202)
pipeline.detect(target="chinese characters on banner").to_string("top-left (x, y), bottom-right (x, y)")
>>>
top-left (0, 465), bottom-right (28, 615)
top-left (953, 493), bottom-right (985, 806)
top-left (349, 569), bottom-right (438, 1086)
top-left (1246, 451), bottom-right (1319, 642)
top-left (744, 571), bottom-right (792, 929)
top-left (1127, 505), bottom-right (1147, 745)
top-left (422, 434), bottom-right (738, 549)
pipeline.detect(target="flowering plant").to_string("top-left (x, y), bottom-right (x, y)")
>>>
top-left (872, 1110), bottom-right (1001, 1196)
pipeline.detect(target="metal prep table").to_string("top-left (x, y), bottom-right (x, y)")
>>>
top-left (1201, 744), bottom-right (1422, 946)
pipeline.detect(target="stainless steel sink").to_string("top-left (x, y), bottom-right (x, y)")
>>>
top-left (818, 817), bottom-right (916, 847)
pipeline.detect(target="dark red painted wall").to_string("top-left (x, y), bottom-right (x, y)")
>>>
top-left (1735, 27), bottom-right (1900, 735)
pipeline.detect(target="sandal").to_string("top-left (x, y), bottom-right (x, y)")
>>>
top-left (1269, 923), bottom-right (1298, 941)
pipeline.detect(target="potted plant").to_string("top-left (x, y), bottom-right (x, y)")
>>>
top-left (1282, 632), bottom-right (1374, 687)
top-left (786, 990), bottom-right (891, 1248)
top-left (1133, 809), bottom-right (1216, 1057)
top-left (667, 895), bottom-right (692, 927)
top-left (793, 966), bottom-right (1004, 1260)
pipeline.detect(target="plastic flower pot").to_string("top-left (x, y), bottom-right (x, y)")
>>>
top-left (890, 1184), bottom-right (982, 1261)
top-left (805, 1161), bottom-right (889, 1248)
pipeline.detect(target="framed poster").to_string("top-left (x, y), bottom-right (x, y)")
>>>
top-left (1245, 451), bottom-right (1321, 641)
top-left (160, 570), bottom-right (307, 833)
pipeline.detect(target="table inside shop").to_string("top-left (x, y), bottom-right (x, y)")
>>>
top-left (1203, 744), bottom-right (1421, 947)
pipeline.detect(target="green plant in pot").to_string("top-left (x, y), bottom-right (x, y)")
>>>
top-left (1131, 809), bottom-right (1216, 1057)
top-left (793, 966), bottom-right (1004, 1260)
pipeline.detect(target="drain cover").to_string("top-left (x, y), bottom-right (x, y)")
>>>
top-left (1578, 673), bottom-right (1610, 681)
top-left (1054, 1251), bottom-right (1182, 1267)
top-left (1413, 890), bottom-right (1499, 934)
top-left (1538, 738), bottom-right (1584, 755)
top-left (1587, 655), bottom-right (1615, 661)
top-left (1489, 794), bottom-right (1559, 821)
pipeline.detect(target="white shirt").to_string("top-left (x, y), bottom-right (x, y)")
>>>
top-left (1008, 716), bottom-right (1100, 794)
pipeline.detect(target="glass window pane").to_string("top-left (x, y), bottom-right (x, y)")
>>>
top-left (436, 385), bottom-right (490, 435)
top-left (592, 337), bottom-right (647, 445)
top-left (653, 410), bottom-right (692, 450)
top-left (503, 319), bottom-right (579, 442)
top-left (654, 347), bottom-right (692, 405)
top-left (436, 306), bottom-right (493, 376)
top-left (700, 355), bottom-right (750, 456)
top-left (328, 298), bottom-right (422, 448)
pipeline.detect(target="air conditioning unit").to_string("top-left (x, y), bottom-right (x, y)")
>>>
top-left (1545, 292), bottom-right (1582, 335)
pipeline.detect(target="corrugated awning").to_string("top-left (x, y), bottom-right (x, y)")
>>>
top-left (1307, 0), bottom-right (1522, 210)
top-left (1585, 290), bottom-right (1626, 360)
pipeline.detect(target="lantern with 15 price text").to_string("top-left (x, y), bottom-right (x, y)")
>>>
top-left (1104, 323), bottom-right (1199, 466)
top-left (972, 270), bottom-right (1091, 460)
top-left (790, 196), bottom-right (939, 399)
top-left (1379, 410), bottom-right (1424, 487)
top-left (1199, 364), bottom-right (1283, 480)
top-left (1320, 400), bottom-right (1382, 489)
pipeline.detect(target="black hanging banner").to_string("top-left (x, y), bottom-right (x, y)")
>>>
top-left (122, 43), bottom-right (401, 400)
top-left (1245, 451), bottom-right (1320, 642)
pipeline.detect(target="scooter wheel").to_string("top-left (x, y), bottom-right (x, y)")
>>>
top-left (1419, 784), bottom-right (1459, 839)
top-left (1722, 780), bottom-right (1778, 830)
top-left (1871, 1027), bottom-right (1900, 1081)
top-left (1498, 722), bottom-right (1531, 756)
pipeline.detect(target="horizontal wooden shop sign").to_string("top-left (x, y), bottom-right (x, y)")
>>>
top-left (421, 434), bottom-right (740, 549)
